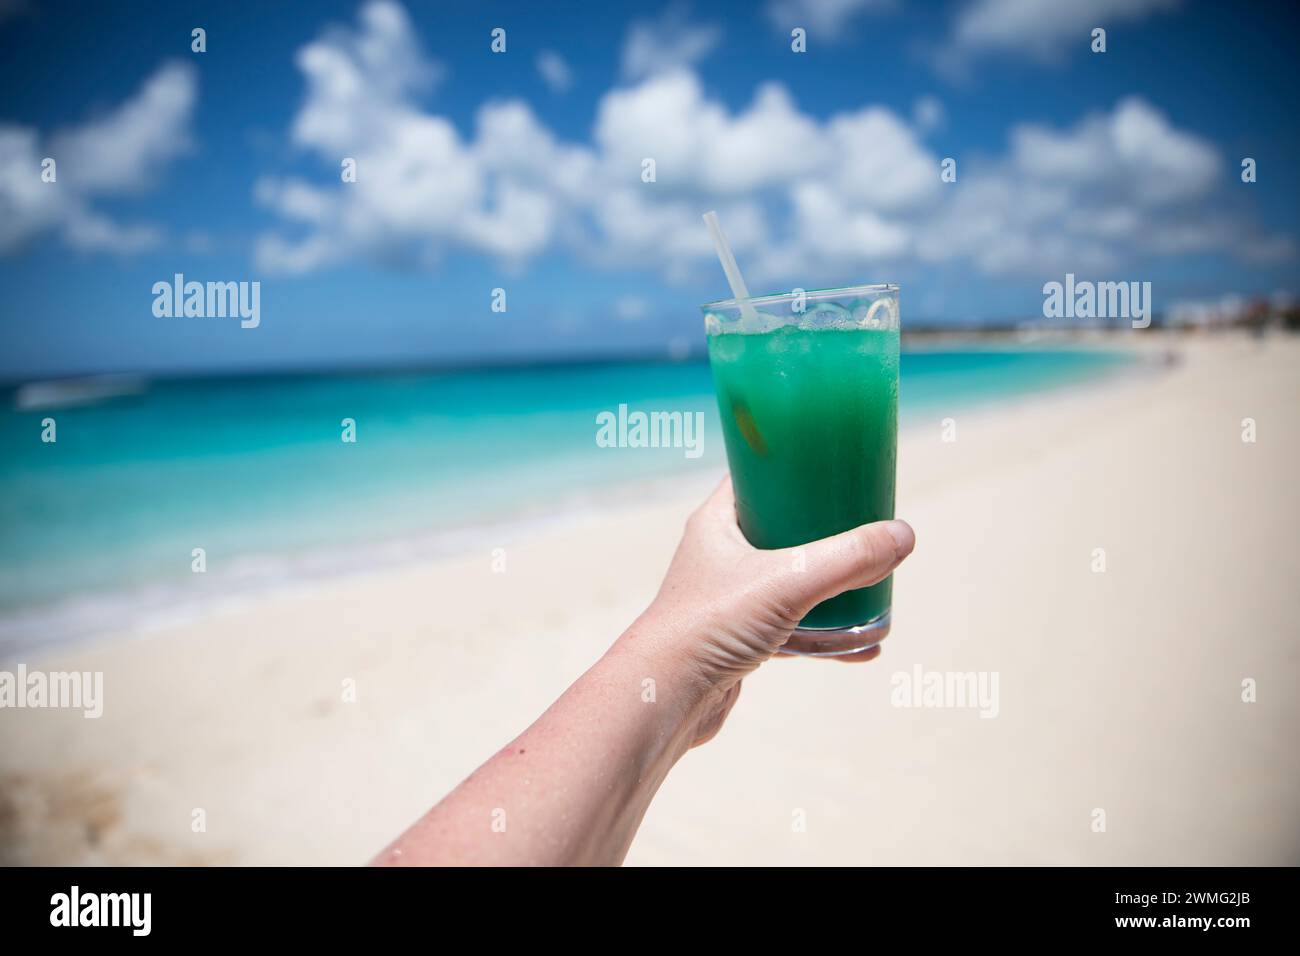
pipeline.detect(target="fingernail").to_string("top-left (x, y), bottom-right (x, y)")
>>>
top-left (884, 520), bottom-right (915, 558)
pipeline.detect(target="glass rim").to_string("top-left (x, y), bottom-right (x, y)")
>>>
top-left (701, 282), bottom-right (899, 311)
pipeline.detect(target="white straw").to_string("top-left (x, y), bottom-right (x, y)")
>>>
top-left (702, 210), bottom-right (760, 324)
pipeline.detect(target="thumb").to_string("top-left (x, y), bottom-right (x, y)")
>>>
top-left (775, 519), bottom-right (915, 611)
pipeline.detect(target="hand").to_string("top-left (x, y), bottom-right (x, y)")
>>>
top-left (614, 476), bottom-right (916, 746)
top-left (374, 475), bottom-right (915, 866)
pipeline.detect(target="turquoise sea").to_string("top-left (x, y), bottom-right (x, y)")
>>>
top-left (0, 347), bottom-right (1134, 653)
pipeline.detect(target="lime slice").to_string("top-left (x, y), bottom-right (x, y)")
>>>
top-left (731, 397), bottom-right (768, 456)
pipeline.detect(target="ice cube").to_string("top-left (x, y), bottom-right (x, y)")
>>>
top-left (799, 302), bottom-right (851, 330)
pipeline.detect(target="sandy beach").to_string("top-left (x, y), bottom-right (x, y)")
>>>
top-left (2, 334), bottom-right (1298, 866)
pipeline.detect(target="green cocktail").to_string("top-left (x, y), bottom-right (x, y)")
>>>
top-left (702, 285), bottom-right (899, 655)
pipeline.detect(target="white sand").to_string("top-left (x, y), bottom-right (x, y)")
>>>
top-left (2, 334), bottom-right (1298, 865)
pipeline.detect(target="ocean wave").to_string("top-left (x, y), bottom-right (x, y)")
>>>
top-left (0, 469), bottom-right (719, 662)
top-left (13, 375), bottom-right (150, 411)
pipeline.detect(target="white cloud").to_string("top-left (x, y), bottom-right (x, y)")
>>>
top-left (62, 211), bottom-right (162, 253)
top-left (1011, 96), bottom-right (1218, 204)
top-left (256, 1), bottom-right (563, 272)
top-left (0, 127), bottom-right (62, 251)
top-left (536, 50), bottom-right (573, 93)
top-left (595, 73), bottom-right (824, 194)
top-left (765, 0), bottom-right (891, 36)
top-left (913, 95), bottom-right (945, 133)
top-left (586, 186), bottom-right (767, 280)
top-left (255, 2), bottom-right (1292, 287)
top-left (825, 106), bottom-right (941, 211)
top-left (1108, 98), bottom-right (1220, 200)
top-left (792, 181), bottom-right (911, 258)
top-left (0, 61), bottom-right (196, 254)
top-left (473, 99), bottom-right (595, 203)
top-left (620, 8), bottom-right (721, 81)
top-left (50, 61), bottom-right (196, 194)
top-left (915, 97), bottom-right (1252, 276)
top-left (290, 0), bottom-right (438, 153)
top-left (941, 0), bottom-right (1180, 70)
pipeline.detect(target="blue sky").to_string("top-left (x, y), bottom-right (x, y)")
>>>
top-left (1, 0), bottom-right (1296, 379)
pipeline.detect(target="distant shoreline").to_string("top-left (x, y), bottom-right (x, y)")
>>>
top-left (0, 326), bottom-right (1248, 391)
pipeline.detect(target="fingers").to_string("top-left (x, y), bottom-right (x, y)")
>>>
top-left (779, 519), bottom-right (915, 610)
